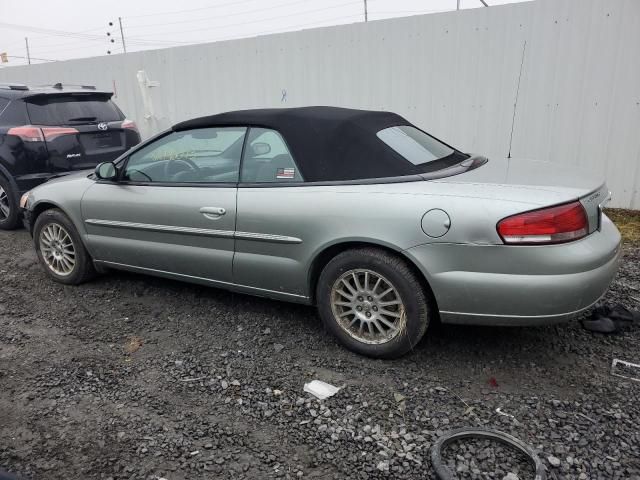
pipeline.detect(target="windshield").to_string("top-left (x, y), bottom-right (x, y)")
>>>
top-left (26, 95), bottom-right (122, 125)
top-left (377, 126), bottom-right (454, 165)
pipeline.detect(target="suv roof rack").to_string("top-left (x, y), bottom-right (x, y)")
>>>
top-left (52, 83), bottom-right (96, 90)
top-left (0, 82), bottom-right (29, 91)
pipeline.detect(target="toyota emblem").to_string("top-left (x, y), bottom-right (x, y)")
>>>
top-left (97, 122), bottom-right (108, 131)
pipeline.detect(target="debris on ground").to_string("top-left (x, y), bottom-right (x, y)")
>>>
top-left (581, 304), bottom-right (639, 333)
top-left (547, 455), bottom-right (561, 467)
top-left (123, 335), bottom-right (143, 354)
top-left (495, 407), bottom-right (517, 422)
top-left (303, 380), bottom-right (341, 400)
top-left (611, 358), bottom-right (640, 382)
top-left (179, 376), bottom-right (207, 382)
top-left (432, 428), bottom-right (544, 480)
top-left (393, 392), bottom-right (406, 402)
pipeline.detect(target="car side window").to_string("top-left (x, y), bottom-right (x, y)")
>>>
top-left (123, 127), bottom-right (246, 183)
top-left (240, 128), bottom-right (303, 183)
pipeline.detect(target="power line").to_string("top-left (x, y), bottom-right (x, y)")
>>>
top-left (0, 0), bottom-right (391, 57)
top-left (32, 34), bottom-right (179, 55)
top-left (0, 22), bottom-right (111, 42)
top-left (0, 25), bottom-right (106, 49)
top-left (124, 0), bottom-right (266, 19)
top-left (124, 0), bottom-right (314, 30)
top-left (0, 0), bottom-right (502, 64)
top-left (0, 22), bottom-right (163, 47)
top-left (235, 12), bottom-right (363, 37)
top-left (5, 54), bottom-right (58, 62)
top-left (125, 0), bottom-right (362, 41)
top-left (135, 12), bottom-right (363, 48)
top-left (24, 28), bottom-right (183, 56)
top-left (40, 11), bottom-right (364, 57)
top-left (11, 6), bottom-right (364, 61)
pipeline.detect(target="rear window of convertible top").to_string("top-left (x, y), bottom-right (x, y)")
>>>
top-left (377, 125), bottom-right (455, 166)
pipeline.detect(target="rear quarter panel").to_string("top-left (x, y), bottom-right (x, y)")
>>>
top-left (233, 180), bottom-right (553, 298)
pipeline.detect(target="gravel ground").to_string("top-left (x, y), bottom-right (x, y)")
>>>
top-left (0, 229), bottom-right (639, 480)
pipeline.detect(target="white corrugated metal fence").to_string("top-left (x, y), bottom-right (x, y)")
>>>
top-left (1, 0), bottom-right (638, 208)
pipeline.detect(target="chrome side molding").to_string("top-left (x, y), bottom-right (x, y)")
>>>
top-left (85, 219), bottom-right (302, 244)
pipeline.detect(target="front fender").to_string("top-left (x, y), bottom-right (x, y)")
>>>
top-left (25, 175), bottom-right (95, 240)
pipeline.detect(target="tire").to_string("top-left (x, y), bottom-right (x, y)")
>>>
top-left (0, 176), bottom-right (20, 230)
top-left (33, 208), bottom-right (95, 285)
top-left (316, 248), bottom-right (431, 359)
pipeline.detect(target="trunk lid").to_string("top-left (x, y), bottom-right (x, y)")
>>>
top-left (438, 156), bottom-right (610, 234)
top-left (448, 156), bottom-right (602, 192)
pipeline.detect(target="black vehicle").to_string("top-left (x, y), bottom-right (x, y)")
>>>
top-left (0, 82), bottom-right (141, 229)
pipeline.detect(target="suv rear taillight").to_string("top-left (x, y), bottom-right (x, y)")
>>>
top-left (7, 126), bottom-right (44, 142)
top-left (121, 119), bottom-right (139, 134)
top-left (497, 201), bottom-right (588, 245)
top-left (8, 125), bottom-right (78, 142)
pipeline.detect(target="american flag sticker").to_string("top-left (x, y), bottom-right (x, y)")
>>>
top-left (276, 167), bottom-right (295, 179)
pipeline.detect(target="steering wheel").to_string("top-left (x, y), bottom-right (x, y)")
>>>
top-left (126, 169), bottom-right (152, 182)
top-left (163, 158), bottom-right (200, 179)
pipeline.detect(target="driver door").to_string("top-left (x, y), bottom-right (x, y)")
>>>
top-left (81, 126), bottom-right (246, 284)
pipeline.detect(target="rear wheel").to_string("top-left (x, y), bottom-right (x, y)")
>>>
top-left (34, 209), bottom-right (95, 285)
top-left (316, 248), bottom-right (431, 358)
top-left (0, 176), bottom-right (20, 230)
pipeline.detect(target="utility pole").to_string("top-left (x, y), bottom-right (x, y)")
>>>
top-left (25, 37), bottom-right (31, 64)
top-left (118, 17), bottom-right (127, 53)
top-left (364, 0), bottom-right (368, 22)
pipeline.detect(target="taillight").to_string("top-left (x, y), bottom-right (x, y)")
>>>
top-left (7, 126), bottom-right (44, 142)
top-left (8, 125), bottom-right (78, 142)
top-left (41, 127), bottom-right (79, 141)
top-left (121, 119), bottom-right (139, 134)
top-left (497, 201), bottom-right (588, 245)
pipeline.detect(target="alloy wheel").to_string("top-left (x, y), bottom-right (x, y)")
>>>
top-left (0, 186), bottom-right (10, 220)
top-left (330, 269), bottom-right (406, 345)
top-left (39, 223), bottom-right (76, 276)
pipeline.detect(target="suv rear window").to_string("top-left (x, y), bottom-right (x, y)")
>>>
top-left (26, 95), bottom-right (123, 126)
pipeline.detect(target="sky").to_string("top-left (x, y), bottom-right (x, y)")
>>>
top-left (0, 0), bottom-right (527, 67)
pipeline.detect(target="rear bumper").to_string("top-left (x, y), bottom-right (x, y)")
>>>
top-left (404, 215), bottom-right (622, 326)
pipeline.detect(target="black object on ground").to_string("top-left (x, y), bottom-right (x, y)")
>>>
top-left (431, 427), bottom-right (546, 480)
top-left (581, 304), bottom-right (640, 333)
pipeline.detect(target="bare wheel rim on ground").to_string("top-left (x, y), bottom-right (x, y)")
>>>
top-left (330, 268), bottom-right (407, 345)
top-left (39, 223), bottom-right (76, 276)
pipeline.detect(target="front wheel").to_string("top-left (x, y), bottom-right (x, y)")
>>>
top-left (33, 209), bottom-right (95, 285)
top-left (0, 176), bottom-right (20, 230)
top-left (316, 248), bottom-right (431, 359)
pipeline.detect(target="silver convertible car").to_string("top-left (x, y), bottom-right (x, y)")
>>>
top-left (21, 107), bottom-right (621, 358)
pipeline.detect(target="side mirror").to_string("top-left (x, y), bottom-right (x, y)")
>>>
top-left (95, 162), bottom-right (117, 180)
top-left (251, 142), bottom-right (271, 156)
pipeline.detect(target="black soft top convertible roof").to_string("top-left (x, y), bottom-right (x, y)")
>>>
top-left (173, 106), bottom-right (466, 182)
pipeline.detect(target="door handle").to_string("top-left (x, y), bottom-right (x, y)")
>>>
top-left (200, 206), bottom-right (226, 219)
